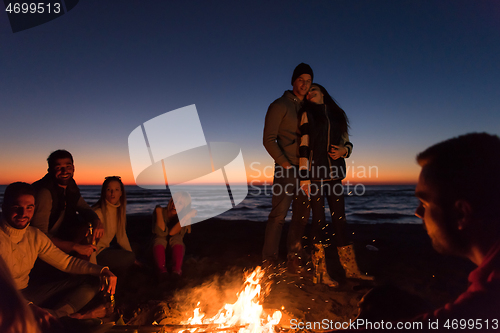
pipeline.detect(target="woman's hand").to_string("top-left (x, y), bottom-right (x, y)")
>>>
top-left (186, 209), bottom-right (197, 220)
top-left (300, 183), bottom-right (310, 197)
top-left (170, 209), bottom-right (197, 236)
top-left (92, 219), bottom-right (104, 239)
top-left (73, 243), bottom-right (97, 256)
top-left (329, 145), bottom-right (348, 160)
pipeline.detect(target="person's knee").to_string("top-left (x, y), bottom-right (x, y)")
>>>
top-left (290, 207), bottom-right (310, 226)
top-left (266, 216), bottom-right (286, 227)
top-left (82, 275), bottom-right (100, 294)
top-left (171, 244), bottom-right (185, 254)
top-left (122, 250), bottom-right (135, 264)
top-left (56, 276), bottom-right (100, 314)
top-left (269, 203), bottom-right (292, 220)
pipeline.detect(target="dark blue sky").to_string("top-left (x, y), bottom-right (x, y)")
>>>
top-left (1, 1), bottom-right (499, 184)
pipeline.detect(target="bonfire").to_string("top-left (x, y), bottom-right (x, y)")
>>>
top-left (110, 266), bottom-right (288, 332)
top-left (179, 266), bottom-right (282, 332)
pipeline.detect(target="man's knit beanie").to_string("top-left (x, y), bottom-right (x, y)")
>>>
top-left (291, 63), bottom-right (313, 85)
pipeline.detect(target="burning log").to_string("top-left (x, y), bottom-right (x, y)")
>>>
top-left (110, 323), bottom-right (249, 332)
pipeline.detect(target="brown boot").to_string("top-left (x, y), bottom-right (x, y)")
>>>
top-left (337, 244), bottom-right (374, 280)
top-left (312, 244), bottom-right (339, 287)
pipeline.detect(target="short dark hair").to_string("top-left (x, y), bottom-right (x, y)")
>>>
top-left (416, 132), bottom-right (500, 220)
top-left (47, 149), bottom-right (74, 171)
top-left (2, 182), bottom-right (35, 212)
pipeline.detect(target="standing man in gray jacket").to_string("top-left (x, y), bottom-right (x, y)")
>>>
top-left (262, 63), bottom-right (313, 273)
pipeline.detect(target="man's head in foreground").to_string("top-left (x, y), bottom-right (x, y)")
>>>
top-left (47, 149), bottom-right (74, 187)
top-left (2, 182), bottom-right (36, 230)
top-left (415, 132), bottom-right (500, 265)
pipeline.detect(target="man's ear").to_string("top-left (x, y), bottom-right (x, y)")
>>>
top-left (454, 200), bottom-right (473, 230)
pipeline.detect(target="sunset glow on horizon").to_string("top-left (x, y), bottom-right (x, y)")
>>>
top-left (0, 157), bottom-right (419, 187)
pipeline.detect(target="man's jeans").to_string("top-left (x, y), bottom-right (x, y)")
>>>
top-left (22, 274), bottom-right (100, 317)
top-left (262, 165), bottom-right (309, 261)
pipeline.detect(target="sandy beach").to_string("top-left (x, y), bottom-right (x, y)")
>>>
top-left (106, 215), bottom-right (475, 330)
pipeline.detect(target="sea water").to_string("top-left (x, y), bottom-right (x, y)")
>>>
top-left (0, 184), bottom-right (421, 224)
top-left (0, 185), bottom-right (421, 224)
top-left (223, 184), bottom-right (421, 224)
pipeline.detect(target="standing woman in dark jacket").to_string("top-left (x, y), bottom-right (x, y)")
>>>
top-left (298, 83), bottom-right (373, 287)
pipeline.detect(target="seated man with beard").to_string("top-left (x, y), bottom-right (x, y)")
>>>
top-left (0, 182), bottom-right (116, 330)
top-left (31, 149), bottom-right (104, 257)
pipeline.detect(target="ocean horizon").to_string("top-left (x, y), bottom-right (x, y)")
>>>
top-left (0, 184), bottom-right (422, 225)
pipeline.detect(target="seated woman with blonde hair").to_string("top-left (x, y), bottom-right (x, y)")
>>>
top-left (91, 176), bottom-right (135, 276)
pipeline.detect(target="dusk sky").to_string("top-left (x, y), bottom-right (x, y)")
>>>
top-left (1, 1), bottom-right (499, 186)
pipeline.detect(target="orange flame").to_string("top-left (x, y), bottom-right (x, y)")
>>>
top-left (181, 266), bottom-right (282, 332)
